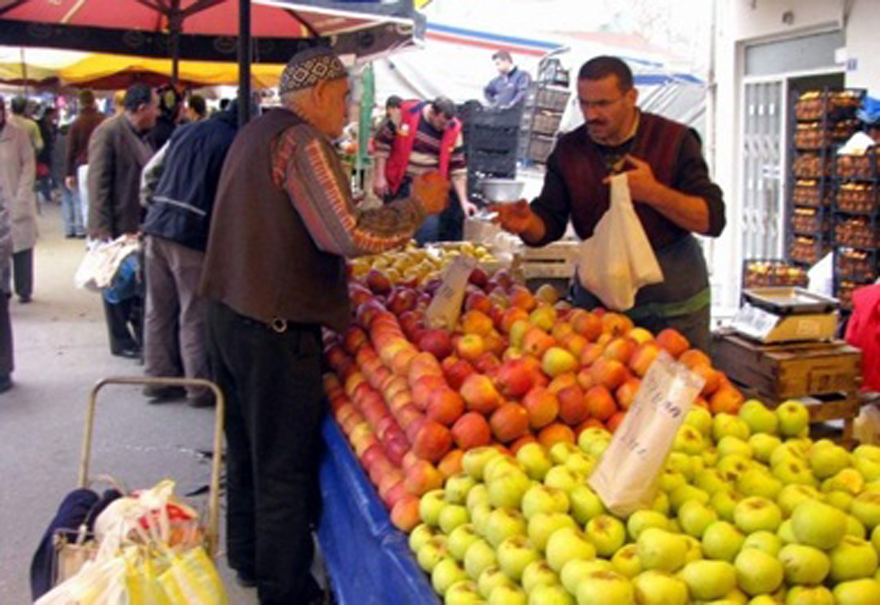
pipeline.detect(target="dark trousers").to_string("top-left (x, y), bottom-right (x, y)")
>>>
top-left (386, 177), bottom-right (464, 244)
top-left (205, 301), bottom-right (325, 605)
top-left (0, 292), bottom-right (13, 378)
top-left (11, 249), bottom-right (33, 300)
top-left (102, 296), bottom-right (141, 354)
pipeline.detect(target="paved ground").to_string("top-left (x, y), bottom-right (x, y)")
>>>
top-left (0, 204), bottom-right (256, 604)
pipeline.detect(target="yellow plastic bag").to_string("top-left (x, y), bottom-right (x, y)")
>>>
top-left (126, 554), bottom-right (172, 605)
top-left (158, 546), bottom-right (229, 605)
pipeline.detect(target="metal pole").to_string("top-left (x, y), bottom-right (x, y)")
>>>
top-left (170, 0), bottom-right (181, 85)
top-left (238, 0), bottom-right (252, 127)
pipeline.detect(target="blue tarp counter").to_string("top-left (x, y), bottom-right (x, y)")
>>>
top-left (318, 417), bottom-right (442, 605)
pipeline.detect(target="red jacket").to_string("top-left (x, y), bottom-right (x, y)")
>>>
top-left (845, 284), bottom-right (880, 392)
top-left (385, 100), bottom-right (462, 196)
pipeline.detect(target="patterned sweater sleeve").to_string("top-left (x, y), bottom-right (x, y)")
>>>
top-left (273, 124), bottom-right (426, 258)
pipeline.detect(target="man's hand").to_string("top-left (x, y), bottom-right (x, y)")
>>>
top-left (412, 171), bottom-right (451, 215)
top-left (489, 200), bottom-right (534, 234)
top-left (372, 174), bottom-right (388, 198)
top-left (462, 199), bottom-right (479, 218)
top-left (65, 176), bottom-right (76, 190)
top-left (609, 154), bottom-right (660, 202)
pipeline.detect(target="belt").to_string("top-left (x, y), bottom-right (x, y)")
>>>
top-left (625, 287), bottom-right (711, 320)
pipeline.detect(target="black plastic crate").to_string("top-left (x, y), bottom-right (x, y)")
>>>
top-left (459, 104), bottom-right (524, 129)
top-left (527, 135), bottom-right (557, 163)
top-left (467, 149), bottom-right (518, 174)
top-left (466, 126), bottom-right (520, 153)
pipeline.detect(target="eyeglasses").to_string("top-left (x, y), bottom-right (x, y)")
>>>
top-left (578, 97), bottom-right (625, 110)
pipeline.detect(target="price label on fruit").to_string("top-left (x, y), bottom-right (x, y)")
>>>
top-left (425, 255), bottom-right (477, 331)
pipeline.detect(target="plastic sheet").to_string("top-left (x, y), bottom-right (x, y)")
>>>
top-left (318, 418), bottom-right (440, 605)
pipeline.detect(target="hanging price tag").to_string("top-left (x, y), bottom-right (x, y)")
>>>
top-left (425, 255), bottom-right (477, 331)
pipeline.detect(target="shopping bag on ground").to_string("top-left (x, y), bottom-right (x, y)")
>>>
top-left (158, 546), bottom-right (229, 605)
top-left (577, 173), bottom-right (663, 310)
top-left (589, 352), bottom-right (704, 516)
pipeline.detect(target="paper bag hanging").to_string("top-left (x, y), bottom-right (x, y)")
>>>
top-left (577, 173), bottom-right (663, 311)
top-left (589, 352), bottom-right (704, 517)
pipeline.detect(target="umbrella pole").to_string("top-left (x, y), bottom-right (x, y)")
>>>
top-left (238, 0), bottom-right (252, 126)
top-left (170, 0), bottom-right (181, 85)
top-left (19, 47), bottom-right (28, 96)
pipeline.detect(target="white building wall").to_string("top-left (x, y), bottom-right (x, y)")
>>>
top-left (844, 0), bottom-right (880, 91)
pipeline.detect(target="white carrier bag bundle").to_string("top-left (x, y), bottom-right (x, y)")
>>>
top-left (577, 172), bottom-right (663, 310)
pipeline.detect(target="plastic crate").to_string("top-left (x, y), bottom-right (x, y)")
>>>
top-left (835, 217), bottom-right (879, 249)
top-left (792, 180), bottom-right (829, 207)
top-left (794, 89), bottom-right (865, 121)
top-left (789, 234), bottom-right (830, 265)
top-left (837, 152), bottom-right (880, 180)
top-left (836, 247), bottom-right (878, 281)
top-left (742, 259), bottom-right (809, 289)
top-left (531, 111), bottom-right (564, 136)
top-left (793, 154), bottom-right (832, 179)
top-left (528, 86), bottom-right (570, 112)
top-left (526, 135), bottom-right (557, 163)
top-left (467, 149), bottom-right (518, 175)
top-left (461, 104), bottom-right (524, 129)
top-left (466, 125), bottom-right (520, 153)
top-left (837, 183), bottom-right (880, 213)
top-left (792, 207), bottom-right (831, 233)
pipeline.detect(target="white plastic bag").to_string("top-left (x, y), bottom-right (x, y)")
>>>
top-left (854, 405), bottom-right (880, 445)
top-left (577, 173), bottom-right (663, 310)
top-left (74, 235), bottom-right (141, 292)
top-left (589, 352), bottom-right (704, 516)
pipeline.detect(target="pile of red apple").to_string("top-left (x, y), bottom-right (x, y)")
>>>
top-left (322, 268), bottom-right (744, 532)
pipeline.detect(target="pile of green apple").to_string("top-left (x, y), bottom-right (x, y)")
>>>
top-left (408, 398), bottom-right (880, 604)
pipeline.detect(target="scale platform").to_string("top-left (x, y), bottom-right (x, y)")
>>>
top-left (730, 287), bottom-right (839, 343)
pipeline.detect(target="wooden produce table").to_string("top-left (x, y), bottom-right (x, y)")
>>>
top-left (712, 330), bottom-right (862, 442)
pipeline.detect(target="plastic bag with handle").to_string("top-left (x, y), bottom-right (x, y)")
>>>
top-left (577, 173), bottom-right (663, 311)
top-left (589, 352), bottom-right (704, 516)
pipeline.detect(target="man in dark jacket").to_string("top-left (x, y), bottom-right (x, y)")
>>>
top-left (484, 49), bottom-right (532, 108)
top-left (139, 103), bottom-right (242, 406)
top-left (65, 89), bottom-right (104, 236)
top-left (88, 84), bottom-right (158, 358)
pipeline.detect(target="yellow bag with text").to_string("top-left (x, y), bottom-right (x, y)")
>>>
top-left (126, 553), bottom-right (172, 605)
top-left (158, 546), bottom-right (229, 605)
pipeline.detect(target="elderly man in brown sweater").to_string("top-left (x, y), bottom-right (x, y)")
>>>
top-left (200, 47), bottom-right (449, 604)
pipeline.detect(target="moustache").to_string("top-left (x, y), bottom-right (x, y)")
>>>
top-left (587, 120), bottom-right (606, 127)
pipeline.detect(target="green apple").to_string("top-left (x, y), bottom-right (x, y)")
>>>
top-left (565, 452), bottom-right (596, 476)
top-left (734, 548), bottom-right (783, 596)
top-left (445, 580), bottom-right (483, 605)
top-left (702, 521), bottom-right (745, 562)
top-left (484, 507), bottom-right (527, 548)
top-left (666, 452), bottom-right (696, 481)
top-left (660, 469), bottom-right (688, 493)
top-left (488, 582), bottom-right (527, 605)
top-left (718, 436), bottom-right (754, 460)
top-left (742, 531), bottom-right (782, 557)
top-left (636, 527), bottom-right (688, 573)
top-left (809, 443), bottom-right (851, 479)
top-left (749, 595), bottom-right (778, 605)
top-left (462, 446), bottom-right (501, 481)
top-left (826, 489), bottom-right (855, 512)
top-left (470, 503), bottom-right (493, 537)
top-left (855, 445), bottom-right (880, 463)
top-left (419, 489), bottom-right (447, 526)
top-left (855, 456), bottom-right (880, 482)
top-left (483, 455), bottom-right (521, 483)
top-left (678, 500), bottom-right (718, 538)
top-left (777, 519), bottom-right (797, 545)
top-left (714, 413), bottom-right (752, 442)
top-left (785, 585), bottom-right (834, 605)
top-left (791, 499), bottom-right (848, 550)
top-left (545, 526), bottom-right (596, 572)
top-left (847, 514), bottom-right (868, 539)
top-left (686, 406), bottom-right (713, 437)
top-left (749, 434), bottom-right (782, 464)
top-left (543, 466), bottom-right (582, 494)
top-left (587, 438), bottom-right (610, 459)
top-left (850, 492), bottom-right (880, 530)
top-left (734, 497), bottom-right (782, 533)
top-left (872, 525), bottom-right (880, 553)
top-left (866, 480), bottom-right (880, 493)
top-left (528, 583), bottom-right (574, 605)
top-left (703, 449), bottom-right (720, 468)
top-left (777, 484), bottom-right (821, 517)
top-left (448, 524), bottom-right (481, 561)
top-left (466, 484), bottom-right (490, 512)
top-left (560, 559), bottom-right (613, 594)
top-left (550, 442), bottom-right (580, 464)
top-left (832, 579), bottom-right (880, 605)
top-left (776, 401), bottom-right (810, 438)
top-left (736, 469), bottom-right (783, 499)
top-left (517, 442), bottom-right (554, 481)
top-left (521, 559), bottom-right (559, 593)
top-left (651, 491), bottom-right (671, 516)
top-left (739, 399), bottom-right (779, 435)
top-left (488, 469), bottom-right (531, 509)
top-left (680, 559), bottom-right (737, 600)
top-left (611, 544), bottom-right (643, 579)
top-left (497, 535), bottom-right (540, 580)
top-left (432, 557), bottom-right (468, 596)
top-left (528, 512), bottom-right (577, 551)
top-left (829, 535), bottom-right (879, 582)
top-left (669, 484), bottom-right (710, 512)
top-left (585, 514), bottom-right (626, 558)
top-left (439, 504), bottom-right (471, 534)
top-left (446, 473), bottom-right (479, 504)
top-left (575, 570), bottom-right (635, 605)
top-left (569, 485), bottom-right (606, 524)
top-left (717, 455), bottom-right (753, 482)
top-left (417, 536), bottom-right (449, 572)
top-left (683, 535), bottom-right (704, 562)
top-left (477, 565), bottom-right (513, 599)
top-left (696, 468), bottom-right (733, 496)
top-left (409, 523), bottom-right (440, 553)
top-left (522, 484), bottom-right (571, 519)
top-left (626, 510), bottom-right (670, 540)
top-left (463, 538), bottom-right (497, 580)
top-left (632, 570), bottom-right (688, 605)
top-left (778, 543), bottom-right (830, 585)
top-left (673, 424), bottom-right (706, 455)
top-left (772, 458), bottom-right (817, 486)
top-left (576, 428), bottom-right (610, 456)
top-left (711, 489), bottom-right (743, 522)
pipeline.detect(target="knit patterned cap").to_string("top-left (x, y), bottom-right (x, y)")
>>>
top-left (278, 47), bottom-right (347, 95)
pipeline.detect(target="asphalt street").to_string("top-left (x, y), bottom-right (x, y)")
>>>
top-left (0, 203), bottom-right (257, 604)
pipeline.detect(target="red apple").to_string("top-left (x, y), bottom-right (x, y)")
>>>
top-left (411, 420), bottom-right (453, 462)
top-left (489, 403), bottom-right (530, 443)
top-left (557, 385), bottom-right (589, 425)
top-left (460, 374), bottom-right (502, 415)
top-left (451, 412), bottom-right (492, 450)
top-left (495, 359), bottom-right (536, 399)
top-left (522, 387), bottom-right (559, 429)
top-left (426, 389), bottom-right (466, 426)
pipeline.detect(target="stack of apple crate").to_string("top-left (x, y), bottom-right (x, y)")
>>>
top-left (712, 332), bottom-right (862, 445)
